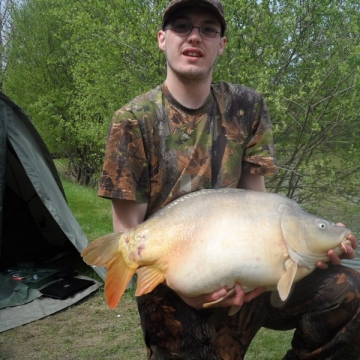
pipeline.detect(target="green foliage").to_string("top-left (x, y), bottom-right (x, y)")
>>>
top-left (4, 0), bottom-right (167, 185)
top-left (216, 0), bottom-right (360, 225)
top-left (3, 0), bottom-right (360, 227)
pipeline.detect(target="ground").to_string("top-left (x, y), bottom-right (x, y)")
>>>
top-left (0, 286), bottom-right (293, 359)
top-left (0, 289), bottom-right (146, 360)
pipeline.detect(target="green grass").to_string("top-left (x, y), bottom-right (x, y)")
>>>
top-left (245, 328), bottom-right (293, 359)
top-left (61, 177), bottom-right (113, 242)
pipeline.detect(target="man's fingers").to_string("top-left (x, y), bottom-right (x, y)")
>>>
top-left (316, 261), bottom-right (329, 270)
top-left (207, 288), bottom-right (228, 302)
top-left (347, 234), bottom-right (358, 250)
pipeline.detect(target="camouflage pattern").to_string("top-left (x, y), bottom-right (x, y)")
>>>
top-left (98, 82), bottom-right (277, 216)
top-left (98, 82), bottom-right (360, 359)
top-left (137, 265), bottom-right (360, 360)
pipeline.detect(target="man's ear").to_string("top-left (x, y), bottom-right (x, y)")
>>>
top-left (158, 30), bottom-right (166, 51)
top-left (218, 36), bottom-right (227, 56)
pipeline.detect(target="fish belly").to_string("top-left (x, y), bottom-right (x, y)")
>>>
top-left (163, 213), bottom-right (287, 297)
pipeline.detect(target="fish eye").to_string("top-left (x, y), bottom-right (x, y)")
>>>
top-left (318, 222), bottom-right (327, 230)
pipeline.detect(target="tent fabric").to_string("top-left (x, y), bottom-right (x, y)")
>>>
top-left (0, 91), bottom-right (106, 332)
top-left (0, 275), bottom-right (102, 333)
top-left (0, 273), bottom-right (41, 310)
top-left (0, 91), bottom-right (106, 278)
top-left (0, 101), bottom-right (8, 257)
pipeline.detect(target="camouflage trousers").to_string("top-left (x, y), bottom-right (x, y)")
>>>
top-left (137, 265), bottom-right (360, 360)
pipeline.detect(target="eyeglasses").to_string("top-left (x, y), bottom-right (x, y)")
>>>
top-left (165, 23), bottom-right (221, 38)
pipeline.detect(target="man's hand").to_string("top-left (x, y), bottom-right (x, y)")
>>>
top-left (177, 284), bottom-right (266, 309)
top-left (316, 223), bottom-right (358, 269)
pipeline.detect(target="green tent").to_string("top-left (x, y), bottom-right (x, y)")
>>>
top-left (0, 91), bottom-right (105, 332)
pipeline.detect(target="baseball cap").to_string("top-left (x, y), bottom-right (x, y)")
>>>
top-left (162, 0), bottom-right (227, 35)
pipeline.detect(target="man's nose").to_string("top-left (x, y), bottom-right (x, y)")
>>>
top-left (188, 26), bottom-right (202, 40)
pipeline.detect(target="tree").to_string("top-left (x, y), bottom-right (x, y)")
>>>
top-left (215, 0), bottom-right (360, 224)
top-left (3, 0), bottom-right (360, 229)
top-left (0, 0), bottom-right (16, 89)
top-left (3, 0), bottom-right (166, 185)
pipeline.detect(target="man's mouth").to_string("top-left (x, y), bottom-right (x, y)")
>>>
top-left (183, 50), bottom-right (203, 57)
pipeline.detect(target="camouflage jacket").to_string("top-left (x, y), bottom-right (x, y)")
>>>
top-left (98, 82), bottom-right (277, 217)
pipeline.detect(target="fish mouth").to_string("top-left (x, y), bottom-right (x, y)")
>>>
top-left (339, 239), bottom-right (352, 254)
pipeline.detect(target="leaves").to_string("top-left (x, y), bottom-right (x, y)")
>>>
top-left (2, 0), bottom-right (360, 226)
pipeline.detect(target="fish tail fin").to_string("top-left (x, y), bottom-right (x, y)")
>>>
top-left (105, 255), bottom-right (137, 309)
top-left (81, 233), bottom-right (137, 309)
top-left (81, 233), bottom-right (122, 267)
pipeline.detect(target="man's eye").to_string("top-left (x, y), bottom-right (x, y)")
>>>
top-left (202, 26), bottom-right (217, 35)
top-left (174, 23), bottom-right (191, 32)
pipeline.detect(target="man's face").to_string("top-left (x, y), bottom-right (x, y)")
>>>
top-left (158, 8), bottom-right (227, 84)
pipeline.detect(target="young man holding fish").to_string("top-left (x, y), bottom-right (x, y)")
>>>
top-left (96, 0), bottom-right (360, 358)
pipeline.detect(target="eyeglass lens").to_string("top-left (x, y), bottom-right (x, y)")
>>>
top-left (169, 23), bottom-right (220, 38)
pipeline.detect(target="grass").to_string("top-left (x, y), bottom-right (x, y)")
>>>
top-left (246, 328), bottom-right (293, 359)
top-left (0, 290), bottom-right (146, 360)
top-left (61, 178), bottom-right (113, 242)
top-left (0, 177), bottom-right (293, 359)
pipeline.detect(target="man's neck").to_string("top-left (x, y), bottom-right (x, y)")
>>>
top-left (165, 75), bottom-right (212, 109)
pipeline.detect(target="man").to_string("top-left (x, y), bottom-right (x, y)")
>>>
top-left (98, 1), bottom-right (360, 359)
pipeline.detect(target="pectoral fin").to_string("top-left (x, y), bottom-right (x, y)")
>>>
top-left (203, 288), bottom-right (235, 308)
top-left (228, 306), bottom-right (241, 316)
top-left (202, 288), bottom-right (241, 316)
top-left (136, 266), bottom-right (166, 296)
top-left (277, 260), bottom-right (298, 301)
top-left (270, 286), bottom-right (294, 308)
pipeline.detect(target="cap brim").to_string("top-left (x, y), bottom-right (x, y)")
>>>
top-left (162, 0), bottom-right (226, 34)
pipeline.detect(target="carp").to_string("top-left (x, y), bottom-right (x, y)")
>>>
top-left (82, 188), bottom-right (352, 313)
